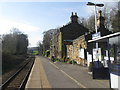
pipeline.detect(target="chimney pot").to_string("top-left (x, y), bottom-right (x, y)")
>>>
top-left (72, 12), bottom-right (73, 16)
top-left (75, 12), bottom-right (77, 15)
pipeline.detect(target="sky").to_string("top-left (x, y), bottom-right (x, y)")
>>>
top-left (0, 1), bottom-right (118, 47)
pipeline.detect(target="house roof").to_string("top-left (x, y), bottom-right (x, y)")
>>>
top-left (60, 22), bottom-right (89, 40)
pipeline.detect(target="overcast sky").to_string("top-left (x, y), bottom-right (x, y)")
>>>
top-left (0, 0), bottom-right (118, 47)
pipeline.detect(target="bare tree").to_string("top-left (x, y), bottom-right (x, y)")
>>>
top-left (111, 1), bottom-right (120, 32)
top-left (2, 28), bottom-right (28, 55)
top-left (42, 29), bottom-right (58, 52)
top-left (37, 41), bottom-right (43, 55)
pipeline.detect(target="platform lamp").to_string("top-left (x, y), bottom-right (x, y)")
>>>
top-left (87, 2), bottom-right (104, 68)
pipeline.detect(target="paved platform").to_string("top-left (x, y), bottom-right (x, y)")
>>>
top-left (25, 56), bottom-right (51, 89)
top-left (25, 56), bottom-right (110, 89)
top-left (53, 61), bottom-right (110, 88)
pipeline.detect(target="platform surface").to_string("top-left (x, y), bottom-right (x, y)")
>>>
top-left (25, 56), bottom-right (51, 89)
top-left (25, 56), bottom-right (110, 89)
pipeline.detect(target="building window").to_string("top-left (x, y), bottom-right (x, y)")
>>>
top-left (109, 36), bottom-right (120, 65)
top-left (109, 35), bottom-right (120, 76)
top-left (110, 44), bottom-right (120, 65)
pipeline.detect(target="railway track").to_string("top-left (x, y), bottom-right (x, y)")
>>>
top-left (1, 56), bottom-right (35, 90)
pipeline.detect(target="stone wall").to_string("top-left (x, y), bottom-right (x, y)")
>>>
top-left (66, 45), bottom-right (73, 60)
top-left (67, 35), bottom-right (87, 66)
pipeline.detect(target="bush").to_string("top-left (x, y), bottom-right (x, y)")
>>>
top-left (2, 53), bottom-right (26, 74)
top-left (46, 50), bottom-right (50, 57)
top-left (44, 50), bottom-right (50, 57)
top-left (54, 58), bottom-right (61, 62)
top-left (66, 60), bottom-right (77, 64)
top-left (66, 60), bottom-right (71, 64)
top-left (72, 60), bottom-right (77, 64)
top-left (65, 57), bottom-right (70, 62)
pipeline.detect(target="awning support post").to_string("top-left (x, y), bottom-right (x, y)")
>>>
top-left (107, 39), bottom-right (111, 88)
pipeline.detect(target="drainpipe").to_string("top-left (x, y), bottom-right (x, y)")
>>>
top-left (72, 42), bottom-right (74, 64)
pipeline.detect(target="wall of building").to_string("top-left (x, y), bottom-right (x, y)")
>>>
top-left (57, 32), bottom-right (62, 59)
top-left (67, 35), bottom-right (88, 65)
top-left (66, 45), bottom-right (73, 60)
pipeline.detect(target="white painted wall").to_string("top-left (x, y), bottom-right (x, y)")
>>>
top-left (87, 52), bottom-right (92, 67)
top-left (79, 48), bottom-right (84, 59)
top-left (110, 73), bottom-right (120, 90)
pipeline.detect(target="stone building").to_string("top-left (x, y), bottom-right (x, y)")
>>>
top-left (51, 10), bottom-right (112, 67)
top-left (66, 33), bottom-right (92, 66)
top-left (66, 10), bottom-right (112, 66)
top-left (52, 12), bottom-right (89, 59)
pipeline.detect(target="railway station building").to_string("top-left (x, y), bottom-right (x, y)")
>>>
top-left (65, 10), bottom-right (112, 66)
top-left (50, 12), bottom-right (89, 59)
top-left (50, 11), bottom-right (113, 68)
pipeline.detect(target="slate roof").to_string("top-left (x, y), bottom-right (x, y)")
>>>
top-left (60, 21), bottom-right (89, 40)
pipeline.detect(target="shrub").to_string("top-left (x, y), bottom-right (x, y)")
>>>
top-left (2, 53), bottom-right (26, 74)
top-left (65, 57), bottom-right (70, 62)
top-left (66, 60), bottom-right (77, 64)
top-left (54, 58), bottom-right (61, 62)
top-left (66, 60), bottom-right (71, 64)
top-left (46, 50), bottom-right (50, 57)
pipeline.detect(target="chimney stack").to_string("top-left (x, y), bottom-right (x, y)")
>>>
top-left (97, 10), bottom-right (105, 28)
top-left (70, 12), bottom-right (78, 23)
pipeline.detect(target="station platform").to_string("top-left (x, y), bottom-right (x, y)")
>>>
top-left (25, 56), bottom-right (51, 89)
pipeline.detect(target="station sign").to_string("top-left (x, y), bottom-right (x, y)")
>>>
top-left (92, 32), bottom-right (101, 39)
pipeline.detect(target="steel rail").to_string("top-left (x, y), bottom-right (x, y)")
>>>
top-left (1, 57), bottom-right (34, 90)
top-left (18, 59), bottom-right (34, 90)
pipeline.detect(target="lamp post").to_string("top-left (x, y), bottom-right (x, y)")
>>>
top-left (87, 2), bottom-right (104, 33)
top-left (87, 2), bottom-right (104, 68)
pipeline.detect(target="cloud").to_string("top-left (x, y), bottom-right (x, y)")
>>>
top-left (28, 34), bottom-right (43, 47)
top-left (0, 17), bottom-right (40, 34)
top-left (0, 17), bottom-right (42, 47)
